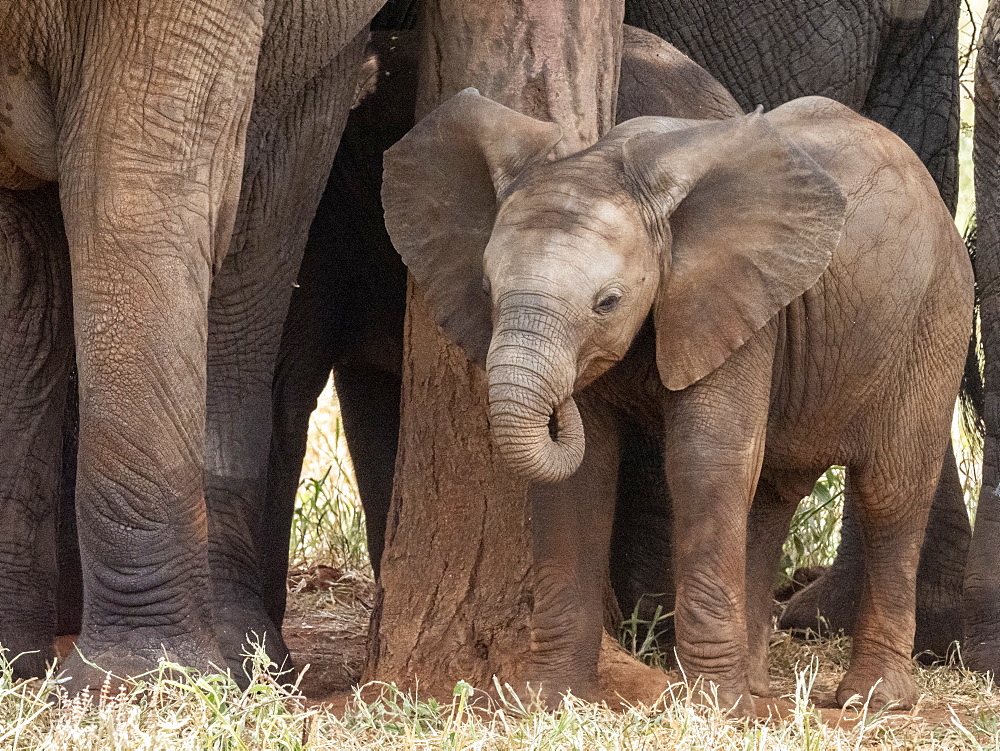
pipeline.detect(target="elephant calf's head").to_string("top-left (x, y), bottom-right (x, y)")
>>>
top-left (383, 89), bottom-right (846, 483)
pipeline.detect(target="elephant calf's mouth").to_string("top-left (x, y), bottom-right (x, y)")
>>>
top-left (548, 411), bottom-right (560, 441)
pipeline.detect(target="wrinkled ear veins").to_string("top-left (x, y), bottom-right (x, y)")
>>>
top-left (381, 88), bottom-right (563, 367)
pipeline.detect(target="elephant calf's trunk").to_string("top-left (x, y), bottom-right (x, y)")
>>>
top-left (487, 366), bottom-right (585, 484)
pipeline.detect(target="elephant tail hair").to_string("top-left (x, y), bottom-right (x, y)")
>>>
top-left (960, 214), bottom-right (985, 451)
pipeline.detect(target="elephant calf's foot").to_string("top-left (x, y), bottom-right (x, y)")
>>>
top-left (835, 659), bottom-right (918, 711)
top-left (58, 632), bottom-right (226, 697)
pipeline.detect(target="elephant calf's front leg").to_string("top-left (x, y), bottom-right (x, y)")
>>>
top-left (662, 360), bottom-right (772, 717)
top-left (526, 397), bottom-right (619, 705)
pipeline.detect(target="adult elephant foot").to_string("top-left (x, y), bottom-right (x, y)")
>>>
top-left (913, 575), bottom-right (966, 659)
top-left (963, 636), bottom-right (1000, 680)
top-left (963, 577), bottom-right (1000, 679)
top-left (835, 656), bottom-right (918, 711)
top-left (212, 598), bottom-right (293, 686)
top-left (58, 631), bottom-right (226, 696)
top-left (779, 565), bottom-right (860, 637)
top-left (1, 627), bottom-right (54, 681)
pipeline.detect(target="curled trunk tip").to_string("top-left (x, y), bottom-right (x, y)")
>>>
top-left (488, 392), bottom-right (585, 483)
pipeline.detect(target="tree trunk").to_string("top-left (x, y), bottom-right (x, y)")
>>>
top-left (363, 0), bottom-right (650, 699)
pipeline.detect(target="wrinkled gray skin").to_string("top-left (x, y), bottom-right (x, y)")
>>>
top-left (385, 89), bottom-right (973, 714)
top-left (626, 0), bottom-right (960, 211)
top-left (0, 0), bottom-right (386, 689)
top-left (968, 0), bottom-right (1000, 679)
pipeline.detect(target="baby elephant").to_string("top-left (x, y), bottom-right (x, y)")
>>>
top-left (383, 89), bottom-right (973, 714)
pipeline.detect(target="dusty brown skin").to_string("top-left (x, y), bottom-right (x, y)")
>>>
top-left (385, 90), bottom-right (973, 714)
top-left (0, 0), bottom-right (383, 689)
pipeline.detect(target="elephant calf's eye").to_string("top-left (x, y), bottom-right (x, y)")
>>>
top-left (593, 293), bottom-right (621, 315)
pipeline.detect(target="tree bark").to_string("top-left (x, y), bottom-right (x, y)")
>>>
top-left (363, 0), bottom-right (637, 698)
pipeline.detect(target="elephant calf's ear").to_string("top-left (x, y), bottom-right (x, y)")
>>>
top-left (621, 112), bottom-right (847, 391)
top-left (381, 88), bottom-right (563, 367)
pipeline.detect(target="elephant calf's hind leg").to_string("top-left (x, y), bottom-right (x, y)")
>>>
top-left (834, 462), bottom-right (939, 710)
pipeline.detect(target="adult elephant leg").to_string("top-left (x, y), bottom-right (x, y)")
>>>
top-left (205, 35), bottom-right (365, 680)
top-left (263, 58), bottom-right (412, 616)
top-left (331, 363), bottom-right (401, 579)
top-left (967, 0), bottom-right (1000, 676)
top-left (0, 185), bottom-right (72, 679)
top-left (56, 1), bottom-right (263, 691)
top-left (609, 424), bottom-right (675, 652)
top-left (912, 444), bottom-right (969, 658)
top-left (266, 347), bottom-right (400, 605)
top-left (263, 264), bottom-right (339, 627)
top-left (56, 363), bottom-right (83, 638)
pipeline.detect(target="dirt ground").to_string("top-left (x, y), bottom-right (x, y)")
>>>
top-left (284, 565), bottom-right (374, 700)
top-left (278, 566), bottom-right (995, 732)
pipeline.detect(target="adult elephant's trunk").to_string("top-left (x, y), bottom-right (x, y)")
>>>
top-left (486, 327), bottom-right (585, 484)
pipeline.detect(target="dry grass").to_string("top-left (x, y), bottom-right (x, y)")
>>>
top-left (0, 634), bottom-right (996, 750)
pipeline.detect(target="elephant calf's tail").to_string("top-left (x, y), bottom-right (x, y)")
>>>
top-left (960, 215), bottom-right (986, 451)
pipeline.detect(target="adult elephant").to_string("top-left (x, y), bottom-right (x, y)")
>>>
top-left (0, 0), bottom-right (387, 688)
top-left (969, 0), bottom-right (1000, 677)
top-left (626, 0), bottom-right (960, 210)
